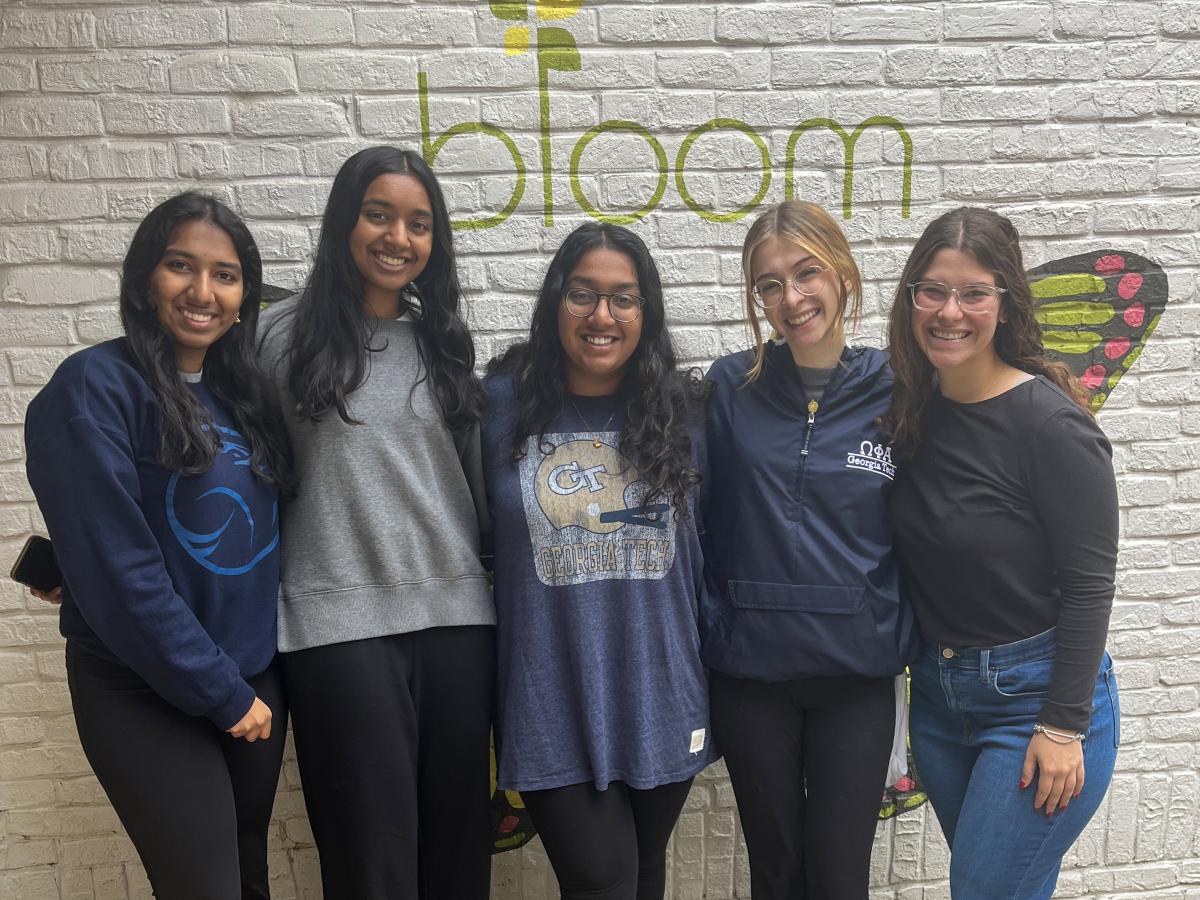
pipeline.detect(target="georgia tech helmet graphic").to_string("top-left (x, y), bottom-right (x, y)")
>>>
top-left (535, 439), bottom-right (668, 534)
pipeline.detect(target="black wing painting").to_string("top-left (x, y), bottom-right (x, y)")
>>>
top-left (490, 738), bottom-right (537, 854)
top-left (1029, 249), bottom-right (1169, 412)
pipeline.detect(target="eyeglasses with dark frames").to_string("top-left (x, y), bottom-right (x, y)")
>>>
top-left (562, 287), bottom-right (645, 323)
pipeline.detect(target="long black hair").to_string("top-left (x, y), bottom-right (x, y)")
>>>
top-left (120, 192), bottom-right (292, 490)
top-left (488, 223), bottom-right (710, 518)
top-left (283, 146), bottom-right (481, 433)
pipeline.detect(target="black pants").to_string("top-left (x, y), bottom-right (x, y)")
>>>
top-left (522, 777), bottom-right (694, 900)
top-left (283, 625), bottom-right (495, 900)
top-left (709, 670), bottom-right (895, 900)
top-left (66, 645), bottom-right (287, 900)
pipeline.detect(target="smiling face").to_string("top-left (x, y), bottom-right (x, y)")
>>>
top-left (557, 245), bottom-right (644, 396)
top-left (911, 247), bottom-right (1007, 381)
top-left (348, 173), bottom-right (434, 318)
top-left (752, 234), bottom-right (846, 368)
top-left (149, 218), bottom-right (245, 374)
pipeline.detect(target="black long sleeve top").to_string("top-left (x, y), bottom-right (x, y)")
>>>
top-left (890, 376), bottom-right (1118, 731)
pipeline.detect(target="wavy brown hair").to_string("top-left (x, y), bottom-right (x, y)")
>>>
top-left (740, 200), bottom-right (863, 382)
top-left (883, 207), bottom-right (1090, 455)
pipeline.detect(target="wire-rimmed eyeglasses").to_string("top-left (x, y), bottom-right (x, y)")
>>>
top-left (751, 265), bottom-right (827, 309)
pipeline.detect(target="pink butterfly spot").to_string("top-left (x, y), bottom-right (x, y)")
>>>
top-left (895, 776), bottom-right (916, 791)
top-left (1124, 300), bottom-right (1145, 327)
top-left (1104, 337), bottom-right (1131, 360)
top-left (1118, 272), bottom-right (1143, 300)
top-left (1081, 365), bottom-right (1106, 390)
top-left (499, 815), bottom-right (519, 834)
top-left (1094, 255), bottom-right (1125, 275)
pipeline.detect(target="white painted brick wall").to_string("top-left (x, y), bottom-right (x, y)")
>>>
top-left (0, 1), bottom-right (1197, 897)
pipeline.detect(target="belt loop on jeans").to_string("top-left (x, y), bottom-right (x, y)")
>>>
top-left (978, 648), bottom-right (991, 683)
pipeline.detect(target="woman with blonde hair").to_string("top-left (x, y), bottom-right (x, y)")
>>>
top-left (700, 200), bottom-right (919, 899)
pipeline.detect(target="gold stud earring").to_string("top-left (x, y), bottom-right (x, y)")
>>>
top-left (234, 314), bottom-right (242, 325)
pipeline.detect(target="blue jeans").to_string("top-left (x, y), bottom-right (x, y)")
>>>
top-left (910, 628), bottom-right (1119, 899)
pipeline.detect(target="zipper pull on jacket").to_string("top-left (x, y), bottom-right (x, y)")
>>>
top-left (801, 399), bottom-right (818, 456)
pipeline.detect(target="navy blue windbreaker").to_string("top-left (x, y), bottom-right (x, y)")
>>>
top-left (699, 342), bottom-right (920, 681)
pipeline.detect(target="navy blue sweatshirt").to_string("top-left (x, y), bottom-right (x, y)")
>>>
top-left (24, 340), bottom-right (280, 729)
top-left (700, 342), bottom-right (920, 681)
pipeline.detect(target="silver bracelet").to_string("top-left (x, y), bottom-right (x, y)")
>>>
top-left (1034, 722), bottom-right (1086, 744)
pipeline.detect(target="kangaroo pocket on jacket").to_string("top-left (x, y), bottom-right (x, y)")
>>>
top-left (728, 580), bottom-right (865, 614)
top-left (705, 580), bottom-right (907, 680)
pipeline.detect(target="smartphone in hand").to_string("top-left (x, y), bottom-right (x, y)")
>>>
top-left (10, 535), bottom-right (62, 593)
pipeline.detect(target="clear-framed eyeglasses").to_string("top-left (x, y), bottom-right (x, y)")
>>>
top-left (751, 265), bottom-right (827, 309)
top-left (562, 288), bottom-right (645, 323)
top-left (908, 281), bottom-right (1007, 311)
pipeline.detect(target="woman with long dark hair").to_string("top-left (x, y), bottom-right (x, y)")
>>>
top-left (257, 146), bottom-right (494, 898)
top-left (25, 192), bottom-right (292, 899)
top-left (483, 223), bottom-right (715, 900)
top-left (700, 200), bottom-right (919, 899)
top-left (886, 207), bottom-right (1119, 899)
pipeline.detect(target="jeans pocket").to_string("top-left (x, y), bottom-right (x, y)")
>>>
top-left (991, 658), bottom-right (1053, 698)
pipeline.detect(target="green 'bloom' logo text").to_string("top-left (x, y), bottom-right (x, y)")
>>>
top-left (418, 0), bottom-right (913, 230)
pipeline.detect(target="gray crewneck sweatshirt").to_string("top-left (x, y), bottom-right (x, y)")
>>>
top-left (258, 297), bottom-right (494, 652)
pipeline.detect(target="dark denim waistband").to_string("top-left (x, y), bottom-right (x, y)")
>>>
top-left (923, 626), bottom-right (1058, 669)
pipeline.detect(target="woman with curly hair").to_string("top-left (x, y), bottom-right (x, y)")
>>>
top-left (483, 223), bottom-right (716, 900)
top-left (700, 200), bottom-right (919, 899)
top-left (886, 207), bottom-right (1119, 899)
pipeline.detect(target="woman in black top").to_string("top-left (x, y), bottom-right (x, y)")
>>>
top-left (886, 207), bottom-right (1119, 899)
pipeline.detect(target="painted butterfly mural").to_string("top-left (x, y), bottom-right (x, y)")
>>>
top-left (1029, 249), bottom-right (1168, 412)
top-left (490, 737), bottom-right (537, 854)
top-left (261, 247), bottom-right (1169, 833)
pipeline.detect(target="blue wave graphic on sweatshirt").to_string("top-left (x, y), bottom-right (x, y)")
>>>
top-left (166, 426), bottom-right (279, 576)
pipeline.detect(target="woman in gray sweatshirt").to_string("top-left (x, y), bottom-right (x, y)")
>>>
top-left (257, 146), bottom-right (494, 900)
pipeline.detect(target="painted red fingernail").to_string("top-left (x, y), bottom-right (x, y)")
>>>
top-left (1018, 778), bottom-right (1028, 789)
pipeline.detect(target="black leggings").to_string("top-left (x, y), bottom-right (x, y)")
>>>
top-left (522, 777), bottom-right (694, 900)
top-left (66, 645), bottom-right (286, 900)
top-left (283, 625), bottom-right (495, 900)
top-left (710, 670), bottom-right (895, 900)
